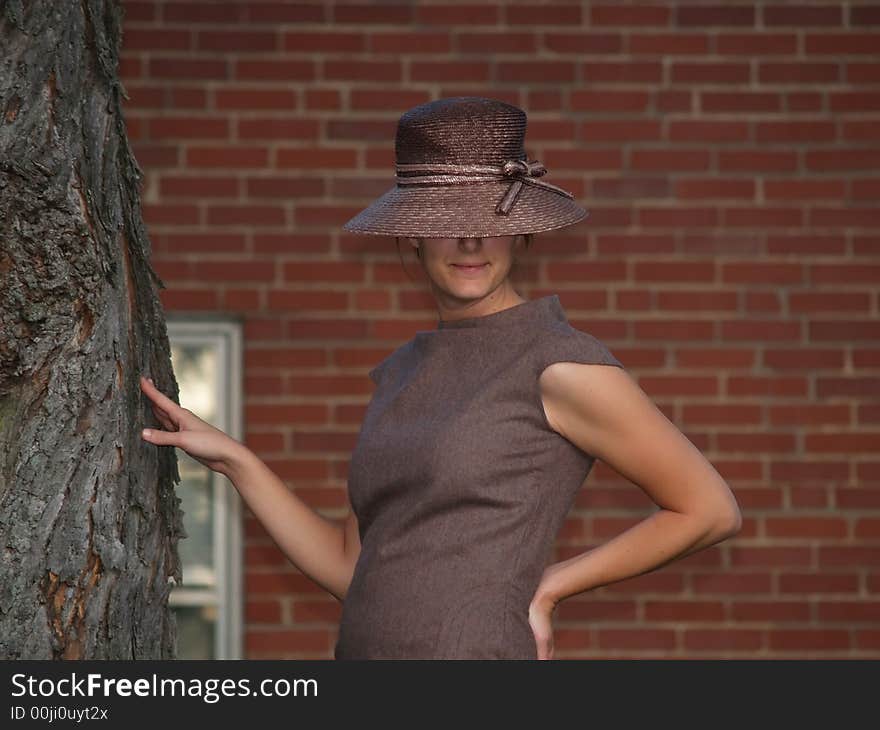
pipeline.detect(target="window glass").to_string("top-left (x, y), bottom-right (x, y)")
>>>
top-left (165, 321), bottom-right (243, 659)
top-left (175, 604), bottom-right (217, 660)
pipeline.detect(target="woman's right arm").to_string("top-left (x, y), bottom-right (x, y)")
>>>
top-left (222, 447), bottom-right (361, 602)
top-left (139, 375), bottom-right (360, 602)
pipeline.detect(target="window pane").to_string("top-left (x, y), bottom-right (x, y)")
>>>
top-left (170, 341), bottom-right (220, 589)
top-left (173, 343), bottom-right (218, 425)
top-left (166, 321), bottom-right (243, 660)
top-left (176, 454), bottom-right (215, 586)
top-left (173, 604), bottom-right (217, 660)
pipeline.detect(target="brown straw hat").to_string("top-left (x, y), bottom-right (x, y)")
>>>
top-left (342, 96), bottom-right (588, 238)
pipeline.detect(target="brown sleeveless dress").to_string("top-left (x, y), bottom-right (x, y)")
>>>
top-left (335, 294), bottom-right (624, 659)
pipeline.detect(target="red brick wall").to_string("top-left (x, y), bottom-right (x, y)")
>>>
top-left (120, 1), bottom-right (880, 658)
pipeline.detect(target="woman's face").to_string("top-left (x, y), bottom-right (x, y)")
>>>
top-left (410, 235), bottom-right (524, 303)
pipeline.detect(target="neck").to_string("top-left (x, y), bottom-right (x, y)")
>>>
top-left (433, 282), bottom-right (527, 324)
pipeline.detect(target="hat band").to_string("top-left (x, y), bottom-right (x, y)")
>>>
top-left (395, 158), bottom-right (574, 216)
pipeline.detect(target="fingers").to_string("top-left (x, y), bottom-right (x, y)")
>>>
top-left (139, 376), bottom-right (183, 417)
top-left (151, 404), bottom-right (177, 432)
top-left (142, 428), bottom-right (176, 446)
top-left (141, 376), bottom-right (180, 431)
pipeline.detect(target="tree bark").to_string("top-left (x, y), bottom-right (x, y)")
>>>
top-left (0, 0), bottom-right (185, 658)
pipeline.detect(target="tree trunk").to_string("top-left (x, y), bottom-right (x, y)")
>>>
top-left (0, 0), bottom-right (185, 659)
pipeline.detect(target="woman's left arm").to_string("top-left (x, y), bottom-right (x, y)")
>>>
top-left (529, 361), bottom-right (742, 656)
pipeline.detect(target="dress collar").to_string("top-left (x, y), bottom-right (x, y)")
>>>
top-left (432, 294), bottom-right (565, 331)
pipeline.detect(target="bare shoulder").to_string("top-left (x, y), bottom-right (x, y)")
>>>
top-left (538, 360), bottom-right (633, 438)
top-left (538, 360), bottom-right (740, 526)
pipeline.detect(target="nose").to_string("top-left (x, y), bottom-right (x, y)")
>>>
top-left (458, 237), bottom-right (482, 249)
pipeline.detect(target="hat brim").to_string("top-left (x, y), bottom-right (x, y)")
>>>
top-left (341, 182), bottom-right (588, 238)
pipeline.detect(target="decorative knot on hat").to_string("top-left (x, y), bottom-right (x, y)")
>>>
top-left (501, 158), bottom-right (545, 177)
top-left (395, 157), bottom-right (574, 217)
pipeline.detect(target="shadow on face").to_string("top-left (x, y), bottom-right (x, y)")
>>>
top-left (393, 234), bottom-right (533, 303)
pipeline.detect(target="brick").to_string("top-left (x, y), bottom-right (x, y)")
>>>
top-left (806, 149), bottom-right (880, 170)
top-left (701, 91), bottom-right (781, 113)
top-left (456, 32), bottom-right (537, 54)
top-left (716, 33), bottom-right (798, 54)
top-left (843, 61), bottom-right (880, 83)
top-left (851, 6), bottom-right (880, 25)
top-left (215, 88), bottom-right (298, 110)
top-left (671, 62), bottom-right (750, 83)
top-left (629, 33), bottom-right (708, 54)
top-left (186, 146), bottom-right (270, 168)
top-left (594, 175), bottom-right (670, 198)
top-left (370, 32), bottom-right (451, 53)
top-left (149, 58), bottom-right (228, 80)
top-left (668, 121), bottom-right (749, 142)
top-left (759, 62), bottom-right (840, 84)
top-left (584, 61), bottom-right (662, 83)
top-left (197, 30), bottom-right (277, 53)
top-left (283, 32), bottom-right (364, 53)
top-left (276, 148), bottom-right (358, 169)
top-left (645, 601), bottom-right (725, 622)
top-left (246, 629), bottom-right (329, 654)
top-left (830, 92), bottom-right (880, 112)
top-left (266, 290), bottom-right (348, 311)
top-left (238, 118), bottom-right (319, 140)
top-left (724, 207), bottom-right (805, 228)
top-left (840, 120), bottom-right (880, 141)
top-left (676, 5), bottom-right (755, 26)
top-left (253, 233), bottom-right (333, 254)
top-left (195, 260), bottom-right (277, 281)
top-left (676, 179), bottom-right (755, 199)
top-left (206, 205), bottom-right (286, 226)
top-left (157, 232), bottom-right (246, 255)
top-left (769, 630), bottom-right (849, 651)
top-left (349, 89), bottom-right (431, 111)
top-left (327, 119), bottom-right (396, 141)
top-left (764, 6), bottom-right (842, 26)
top-left (304, 88), bottom-right (342, 110)
top-left (763, 180), bottom-right (847, 200)
top-left (246, 176), bottom-right (323, 199)
top-left (598, 629), bottom-right (675, 651)
top-left (122, 85), bottom-right (165, 108)
top-left (234, 60), bottom-right (314, 81)
top-left (147, 116), bottom-right (229, 139)
top-left (324, 60), bottom-right (402, 81)
top-left (806, 33), bottom-right (880, 54)
top-left (417, 5), bottom-right (499, 25)
top-left (333, 4), bottom-right (414, 24)
top-left (506, 5), bottom-right (582, 25)
top-left (631, 149), bottom-right (710, 171)
top-left (246, 600), bottom-right (282, 624)
top-left (163, 3), bottom-right (246, 23)
top-left (246, 4), bottom-right (325, 23)
top-left (591, 5), bottom-right (671, 26)
top-left (130, 144), bottom-right (178, 168)
top-left (683, 630), bottom-right (763, 652)
top-left (411, 61), bottom-right (490, 82)
top-left (582, 120), bottom-right (662, 142)
top-left (159, 288), bottom-right (219, 310)
top-left (124, 2), bottom-right (155, 22)
top-left (141, 203), bottom-right (199, 225)
top-left (568, 90), bottom-right (650, 111)
top-left (124, 29), bottom-right (191, 51)
top-left (170, 87), bottom-right (207, 109)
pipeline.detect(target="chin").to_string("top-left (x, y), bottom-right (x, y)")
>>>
top-left (445, 283), bottom-right (492, 299)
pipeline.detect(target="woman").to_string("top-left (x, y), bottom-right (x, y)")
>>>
top-left (140, 97), bottom-right (741, 659)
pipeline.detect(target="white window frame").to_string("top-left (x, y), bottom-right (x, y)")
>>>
top-left (166, 317), bottom-right (244, 660)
